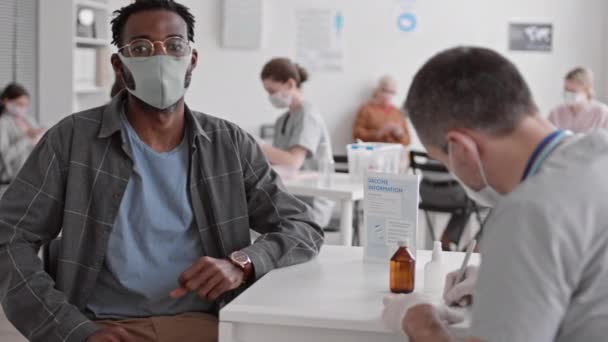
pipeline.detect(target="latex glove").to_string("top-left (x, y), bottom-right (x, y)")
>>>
top-left (443, 265), bottom-right (479, 307)
top-left (382, 293), bottom-right (465, 334)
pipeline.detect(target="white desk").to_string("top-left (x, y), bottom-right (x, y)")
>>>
top-left (282, 172), bottom-right (364, 246)
top-left (219, 246), bottom-right (481, 342)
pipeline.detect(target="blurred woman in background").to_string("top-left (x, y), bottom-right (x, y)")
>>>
top-left (259, 57), bottom-right (334, 228)
top-left (549, 67), bottom-right (608, 133)
top-left (0, 83), bottom-right (44, 188)
top-left (353, 75), bottom-right (410, 146)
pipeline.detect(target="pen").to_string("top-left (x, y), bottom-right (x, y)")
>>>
top-left (455, 239), bottom-right (477, 306)
top-left (457, 239), bottom-right (477, 283)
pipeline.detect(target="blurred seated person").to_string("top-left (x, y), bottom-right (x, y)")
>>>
top-left (353, 75), bottom-right (411, 145)
top-left (548, 67), bottom-right (608, 133)
top-left (0, 83), bottom-right (44, 187)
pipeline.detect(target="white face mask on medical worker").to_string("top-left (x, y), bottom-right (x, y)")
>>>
top-left (448, 142), bottom-right (503, 208)
top-left (268, 91), bottom-right (293, 109)
top-left (563, 91), bottom-right (587, 106)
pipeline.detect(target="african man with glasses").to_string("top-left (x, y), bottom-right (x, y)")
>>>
top-left (0, 1), bottom-right (323, 342)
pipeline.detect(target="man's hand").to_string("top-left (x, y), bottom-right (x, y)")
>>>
top-left (170, 257), bottom-right (245, 301)
top-left (378, 123), bottom-right (398, 139)
top-left (87, 326), bottom-right (133, 342)
top-left (382, 293), bottom-right (464, 335)
top-left (443, 265), bottom-right (479, 307)
top-left (404, 304), bottom-right (456, 342)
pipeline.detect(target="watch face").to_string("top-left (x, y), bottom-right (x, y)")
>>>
top-left (232, 251), bottom-right (249, 264)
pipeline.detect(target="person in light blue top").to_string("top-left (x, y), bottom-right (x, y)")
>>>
top-left (87, 111), bottom-right (210, 318)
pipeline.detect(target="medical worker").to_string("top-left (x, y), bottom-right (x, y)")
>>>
top-left (382, 47), bottom-right (608, 342)
top-left (259, 57), bottom-right (334, 228)
top-left (548, 67), bottom-right (608, 133)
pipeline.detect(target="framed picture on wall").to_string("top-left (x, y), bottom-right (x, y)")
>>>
top-left (509, 22), bottom-right (553, 52)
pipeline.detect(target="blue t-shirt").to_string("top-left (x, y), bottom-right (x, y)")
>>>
top-left (87, 114), bottom-right (210, 319)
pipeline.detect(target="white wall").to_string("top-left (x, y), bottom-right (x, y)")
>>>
top-left (39, 0), bottom-right (74, 126)
top-left (108, 0), bottom-right (607, 153)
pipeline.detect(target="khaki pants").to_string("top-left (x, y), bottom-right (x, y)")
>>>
top-left (97, 312), bottom-right (218, 342)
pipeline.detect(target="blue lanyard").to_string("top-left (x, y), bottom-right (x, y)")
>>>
top-left (522, 130), bottom-right (569, 180)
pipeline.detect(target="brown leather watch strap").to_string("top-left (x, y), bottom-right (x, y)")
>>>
top-left (242, 263), bottom-right (254, 282)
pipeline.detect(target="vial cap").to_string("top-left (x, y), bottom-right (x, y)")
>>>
top-left (397, 240), bottom-right (408, 247)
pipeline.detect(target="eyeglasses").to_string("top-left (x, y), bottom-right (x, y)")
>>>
top-left (118, 37), bottom-right (191, 58)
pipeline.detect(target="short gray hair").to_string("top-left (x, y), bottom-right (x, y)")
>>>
top-left (404, 47), bottom-right (538, 150)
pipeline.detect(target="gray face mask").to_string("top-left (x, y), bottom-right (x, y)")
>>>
top-left (119, 53), bottom-right (192, 110)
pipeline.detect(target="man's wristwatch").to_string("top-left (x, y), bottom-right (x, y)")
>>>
top-left (229, 251), bottom-right (253, 283)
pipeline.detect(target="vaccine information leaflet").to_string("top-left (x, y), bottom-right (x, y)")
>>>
top-left (364, 173), bottom-right (420, 262)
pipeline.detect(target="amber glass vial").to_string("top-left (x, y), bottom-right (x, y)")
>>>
top-left (390, 241), bottom-right (415, 293)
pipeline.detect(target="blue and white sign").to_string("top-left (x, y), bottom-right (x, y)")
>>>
top-left (296, 8), bottom-right (345, 72)
top-left (364, 173), bottom-right (420, 262)
top-left (395, 0), bottom-right (418, 33)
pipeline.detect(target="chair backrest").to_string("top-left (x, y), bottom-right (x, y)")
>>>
top-left (334, 155), bottom-right (348, 173)
top-left (259, 124), bottom-right (275, 140)
top-left (409, 150), bottom-right (449, 174)
top-left (409, 150), bottom-right (471, 213)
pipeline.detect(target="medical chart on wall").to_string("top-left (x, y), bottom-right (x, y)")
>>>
top-left (295, 9), bottom-right (344, 72)
top-left (364, 173), bottom-right (420, 262)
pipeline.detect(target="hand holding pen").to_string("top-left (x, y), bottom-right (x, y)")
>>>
top-left (443, 240), bottom-right (479, 307)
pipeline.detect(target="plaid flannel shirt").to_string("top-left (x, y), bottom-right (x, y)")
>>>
top-left (0, 94), bottom-right (324, 342)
